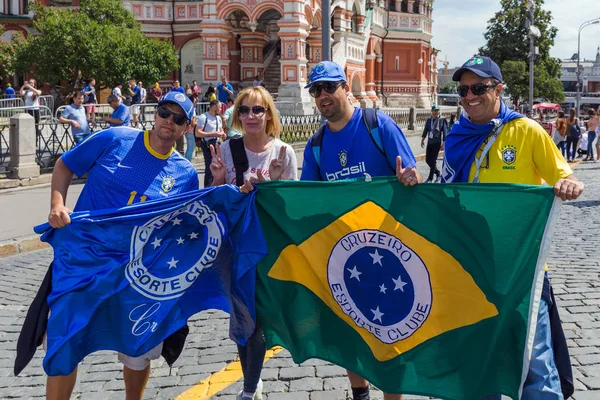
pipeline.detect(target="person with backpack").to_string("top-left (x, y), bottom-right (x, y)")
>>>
top-left (554, 110), bottom-right (568, 159)
top-left (196, 99), bottom-right (226, 187)
top-left (208, 86), bottom-right (297, 400)
top-left (421, 104), bottom-right (447, 183)
top-left (300, 61), bottom-right (420, 400)
top-left (565, 108), bottom-right (580, 163)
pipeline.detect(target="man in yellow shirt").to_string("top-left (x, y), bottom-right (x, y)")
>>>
top-left (442, 56), bottom-right (584, 400)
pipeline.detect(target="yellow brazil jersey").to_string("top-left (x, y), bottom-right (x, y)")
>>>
top-left (468, 117), bottom-right (573, 185)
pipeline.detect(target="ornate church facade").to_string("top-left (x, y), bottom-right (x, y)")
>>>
top-left (1, 0), bottom-right (438, 110)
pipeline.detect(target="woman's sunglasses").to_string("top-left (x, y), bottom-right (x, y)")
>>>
top-left (308, 81), bottom-right (344, 98)
top-left (238, 105), bottom-right (268, 117)
top-left (156, 106), bottom-right (188, 126)
top-left (457, 83), bottom-right (498, 97)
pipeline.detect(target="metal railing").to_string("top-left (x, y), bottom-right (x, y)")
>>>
top-left (0, 105), bottom-right (55, 126)
top-left (1, 105), bottom-right (455, 177)
top-left (0, 125), bottom-right (8, 174)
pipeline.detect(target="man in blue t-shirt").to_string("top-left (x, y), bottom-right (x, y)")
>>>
top-left (216, 76), bottom-right (234, 113)
top-left (301, 61), bottom-right (421, 400)
top-left (46, 91), bottom-right (198, 399)
top-left (171, 80), bottom-right (185, 94)
top-left (58, 91), bottom-right (91, 144)
top-left (4, 83), bottom-right (15, 98)
top-left (105, 94), bottom-right (131, 127)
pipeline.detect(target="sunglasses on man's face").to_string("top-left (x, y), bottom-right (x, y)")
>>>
top-left (457, 83), bottom-right (498, 97)
top-left (308, 81), bottom-right (344, 98)
top-left (238, 105), bottom-right (268, 117)
top-left (156, 106), bottom-right (188, 126)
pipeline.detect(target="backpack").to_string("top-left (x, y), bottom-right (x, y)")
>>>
top-left (310, 108), bottom-right (393, 176)
top-left (229, 137), bottom-right (248, 185)
top-left (196, 112), bottom-right (222, 146)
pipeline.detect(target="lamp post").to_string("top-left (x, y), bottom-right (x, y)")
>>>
top-left (525, 0), bottom-right (540, 114)
top-left (576, 18), bottom-right (600, 116)
top-left (322, 0), bottom-right (331, 61)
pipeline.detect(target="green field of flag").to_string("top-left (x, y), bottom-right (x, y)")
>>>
top-left (255, 178), bottom-right (559, 400)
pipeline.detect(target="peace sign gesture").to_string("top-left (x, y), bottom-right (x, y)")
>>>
top-left (268, 146), bottom-right (287, 181)
top-left (209, 143), bottom-right (226, 186)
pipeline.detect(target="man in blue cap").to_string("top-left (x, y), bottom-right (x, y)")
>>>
top-left (443, 56), bottom-right (582, 400)
top-left (301, 60), bottom-right (420, 400)
top-left (44, 90), bottom-right (199, 399)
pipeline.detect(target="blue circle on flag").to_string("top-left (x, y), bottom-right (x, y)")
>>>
top-left (343, 246), bottom-right (415, 326)
top-left (141, 212), bottom-right (208, 279)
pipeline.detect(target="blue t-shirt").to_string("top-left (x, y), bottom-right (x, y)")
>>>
top-left (216, 83), bottom-right (233, 103)
top-left (130, 85), bottom-right (141, 104)
top-left (171, 87), bottom-right (185, 94)
top-left (60, 104), bottom-right (90, 142)
top-left (111, 104), bottom-right (131, 126)
top-left (61, 127), bottom-right (199, 211)
top-left (301, 108), bottom-right (416, 181)
top-left (83, 85), bottom-right (96, 103)
top-left (4, 87), bottom-right (15, 98)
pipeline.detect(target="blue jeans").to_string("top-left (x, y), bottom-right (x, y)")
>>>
top-left (481, 297), bottom-right (563, 400)
top-left (587, 132), bottom-right (596, 159)
top-left (556, 141), bottom-right (566, 159)
top-left (184, 132), bottom-right (195, 162)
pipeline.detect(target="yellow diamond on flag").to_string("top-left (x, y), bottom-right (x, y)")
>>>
top-left (267, 201), bottom-right (499, 362)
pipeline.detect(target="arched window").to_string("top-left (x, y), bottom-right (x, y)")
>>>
top-left (413, 0), bottom-right (421, 13)
top-left (351, 6), bottom-right (359, 33)
top-left (401, 0), bottom-right (408, 12)
top-left (388, 0), bottom-right (396, 11)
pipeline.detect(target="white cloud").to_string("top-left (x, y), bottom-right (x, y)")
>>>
top-left (431, 0), bottom-right (600, 67)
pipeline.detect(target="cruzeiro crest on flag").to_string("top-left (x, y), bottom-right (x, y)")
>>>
top-left (328, 229), bottom-right (432, 344)
top-left (126, 200), bottom-right (225, 301)
top-left (268, 201), bottom-right (498, 361)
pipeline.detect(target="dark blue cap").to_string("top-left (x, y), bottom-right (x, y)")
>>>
top-left (158, 91), bottom-right (195, 121)
top-left (305, 61), bottom-right (347, 89)
top-left (452, 56), bottom-right (503, 82)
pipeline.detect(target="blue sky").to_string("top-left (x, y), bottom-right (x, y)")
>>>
top-left (431, 0), bottom-right (600, 67)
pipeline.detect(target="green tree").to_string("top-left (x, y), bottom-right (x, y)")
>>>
top-left (440, 82), bottom-right (458, 94)
top-left (0, 27), bottom-right (21, 82)
top-left (14, 0), bottom-right (178, 92)
top-left (478, 0), bottom-right (564, 104)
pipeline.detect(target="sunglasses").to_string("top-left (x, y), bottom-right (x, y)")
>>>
top-left (156, 106), bottom-right (188, 126)
top-left (308, 81), bottom-right (344, 98)
top-left (457, 83), bottom-right (498, 97)
top-left (238, 105), bottom-right (268, 117)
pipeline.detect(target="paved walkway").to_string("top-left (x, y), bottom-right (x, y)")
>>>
top-left (1, 161), bottom-right (599, 399)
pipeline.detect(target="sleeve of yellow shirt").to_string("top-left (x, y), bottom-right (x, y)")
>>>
top-left (531, 122), bottom-right (573, 186)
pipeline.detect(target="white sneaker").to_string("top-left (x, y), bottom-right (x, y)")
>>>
top-left (236, 379), bottom-right (263, 400)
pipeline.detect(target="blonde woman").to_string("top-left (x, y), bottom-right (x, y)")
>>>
top-left (210, 86), bottom-right (297, 186)
top-left (209, 86), bottom-right (297, 400)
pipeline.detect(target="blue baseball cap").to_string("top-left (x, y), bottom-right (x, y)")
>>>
top-left (304, 61), bottom-right (347, 89)
top-left (452, 56), bottom-right (503, 82)
top-left (157, 91), bottom-right (195, 121)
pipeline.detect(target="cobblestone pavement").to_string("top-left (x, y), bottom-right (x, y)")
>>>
top-left (0, 161), bottom-right (598, 399)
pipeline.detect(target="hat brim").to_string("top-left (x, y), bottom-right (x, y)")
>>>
top-left (157, 100), bottom-right (192, 121)
top-left (304, 78), bottom-right (346, 89)
top-left (452, 67), bottom-right (494, 82)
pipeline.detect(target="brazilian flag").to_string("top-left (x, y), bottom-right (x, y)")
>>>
top-left (255, 178), bottom-right (559, 400)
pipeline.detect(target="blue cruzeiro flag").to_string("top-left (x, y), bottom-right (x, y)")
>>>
top-left (34, 185), bottom-right (267, 376)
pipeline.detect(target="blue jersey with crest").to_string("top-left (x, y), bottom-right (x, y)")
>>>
top-left (61, 127), bottom-right (199, 211)
top-left (301, 108), bottom-right (416, 181)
